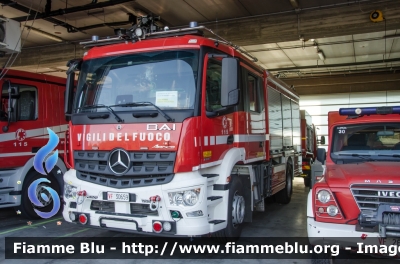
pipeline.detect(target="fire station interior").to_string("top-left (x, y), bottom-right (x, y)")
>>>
top-left (0, 0), bottom-right (400, 263)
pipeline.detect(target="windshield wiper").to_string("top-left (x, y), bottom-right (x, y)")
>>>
top-left (111, 102), bottom-right (174, 122)
top-left (338, 153), bottom-right (374, 160)
top-left (378, 154), bottom-right (400, 158)
top-left (77, 104), bottom-right (123, 123)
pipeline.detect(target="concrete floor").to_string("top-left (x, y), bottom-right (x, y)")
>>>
top-left (0, 177), bottom-right (398, 264)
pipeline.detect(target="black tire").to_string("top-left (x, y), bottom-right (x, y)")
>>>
top-left (275, 163), bottom-right (293, 204)
top-left (15, 170), bottom-right (61, 220)
top-left (311, 252), bottom-right (333, 264)
top-left (213, 176), bottom-right (245, 242)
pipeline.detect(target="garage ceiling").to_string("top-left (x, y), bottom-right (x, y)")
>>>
top-left (1, 0), bottom-right (400, 94)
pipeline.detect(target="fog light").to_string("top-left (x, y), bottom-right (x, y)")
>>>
top-left (186, 210), bottom-right (203, 217)
top-left (69, 212), bottom-right (76, 221)
top-left (327, 205), bottom-right (338, 216)
top-left (79, 214), bottom-right (88, 225)
top-left (153, 221), bottom-right (163, 233)
top-left (163, 222), bottom-right (172, 232)
top-left (318, 207), bottom-right (324, 214)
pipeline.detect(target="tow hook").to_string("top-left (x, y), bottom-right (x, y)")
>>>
top-left (149, 195), bottom-right (161, 211)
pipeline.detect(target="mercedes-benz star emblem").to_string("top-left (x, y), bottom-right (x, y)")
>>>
top-left (108, 149), bottom-right (130, 175)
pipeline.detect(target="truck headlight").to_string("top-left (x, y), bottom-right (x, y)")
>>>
top-left (327, 205), bottom-right (338, 216)
top-left (168, 188), bottom-right (201, 207)
top-left (317, 190), bottom-right (331, 203)
top-left (64, 184), bottom-right (77, 200)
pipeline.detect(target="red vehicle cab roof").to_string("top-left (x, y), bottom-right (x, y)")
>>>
top-left (0, 69), bottom-right (67, 85)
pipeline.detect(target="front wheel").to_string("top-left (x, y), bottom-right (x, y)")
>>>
top-left (213, 176), bottom-right (245, 242)
top-left (15, 171), bottom-right (61, 220)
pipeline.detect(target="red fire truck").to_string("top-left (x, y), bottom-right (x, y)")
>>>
top-left (0, 69), bottom-right (67, 219)
top-left (62, 18), bottom-right (302, 239)
top-left (300, 110), bottom-right (317, 187)
top-left (308, 106), bottom-right (400, 261)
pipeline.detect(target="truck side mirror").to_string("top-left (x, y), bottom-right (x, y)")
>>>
top-left (316, 148), bottom-right (326, 165)
top-left (1, 81), bottom-right (19, 132)
top-left (319, 135), bottom-right (326, 145)
top-left (65, 59), bottom-right (82, 118)
top-left (220, 57), bottom-right (239, 107)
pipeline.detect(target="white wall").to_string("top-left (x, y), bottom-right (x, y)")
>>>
top-left (299, 90), bottom-right (400, 149)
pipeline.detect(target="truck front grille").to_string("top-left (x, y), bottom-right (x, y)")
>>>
top-left (74, 151), bottom-right (176, 176)
top-left (77, 171), bottom-right (174, 189)
top-left (74, 150), bottom-right (176, 189)
top-left (351, 184), bottom-right (400, 213)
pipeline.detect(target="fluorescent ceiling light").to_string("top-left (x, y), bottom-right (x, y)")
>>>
top-left (317, 50), bottom-right (325, 61)
top-left (24, 26), bottom-right (63, 42)
top-left (290, 0), bottom-right (299, 9)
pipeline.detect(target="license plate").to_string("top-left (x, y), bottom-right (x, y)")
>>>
top-left (107, 192), bottom-right (129, 202)
top-left (377, 237), bottom-right (400, 257)
top-left (379, 237), bottom-right (400, 246)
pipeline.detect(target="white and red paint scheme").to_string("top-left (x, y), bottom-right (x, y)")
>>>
top-left (0, 70), bottom-right (67, 218)
top-left (62, 23), bottom-right (302, 239)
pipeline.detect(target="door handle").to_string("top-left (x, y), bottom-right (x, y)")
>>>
top-left (227, 135), bottom-right (234, 145)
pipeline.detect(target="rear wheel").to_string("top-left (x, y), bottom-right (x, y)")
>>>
top-left (275, 163), bottom-right (293, 204)
top-left (214, 176), bottom-right (245, 242)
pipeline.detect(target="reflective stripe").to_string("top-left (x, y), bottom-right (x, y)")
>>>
top-left (0, 152), bottom-right (35, 157)
top-left (210, 136), bottom-right (215, 145)
top-left (233, 134), bottom-right (265, 143)
top-left (216, 135), bottom-right (228, 145)
top-left (0, 125), bottom-right (68, 143)
top-left (0, 150), bottom-right (64, 158)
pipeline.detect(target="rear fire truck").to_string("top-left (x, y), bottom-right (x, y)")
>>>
top-left (308, 106), bottom-right (400, 261)
top-left (62, 18), bottom-right (302, 239)
top-left (300, 110), bottom-right (317, 187)
top-left (0, 69), bottom-right (68, 218)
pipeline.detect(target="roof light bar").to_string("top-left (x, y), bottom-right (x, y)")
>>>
top-left (339, 106), bottom-right (400, 116)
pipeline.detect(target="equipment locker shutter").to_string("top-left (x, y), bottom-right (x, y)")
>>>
top-left (268, 86), bottom-right (283, 150)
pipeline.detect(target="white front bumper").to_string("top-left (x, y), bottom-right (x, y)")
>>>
top-left (62, 169), bottom-right (217, 236)
top-left (307, 217), bottom-right (385, 248)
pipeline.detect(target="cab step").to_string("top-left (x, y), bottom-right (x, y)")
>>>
top-left (207, 196), bottom-right (223, 207)
top-left (209, 220), bottom-right (225, 225)
top-left (207, 196), bottom-right (222, 201)
top-left (202, 174), bottom-right (219, 178)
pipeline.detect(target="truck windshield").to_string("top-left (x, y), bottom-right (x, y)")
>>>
top-left (331, 123), bottom-right (400, 163)
top-left (74, 49), bottom-right (199, 113)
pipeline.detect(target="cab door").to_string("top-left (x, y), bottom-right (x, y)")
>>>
top-left (200, 55), bottom-right (236, 168)
top-left (0, 79), bottom-right (45, 168)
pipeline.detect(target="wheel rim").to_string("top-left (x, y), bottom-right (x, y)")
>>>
top-left (35, 184), bottom-right (53, 207)
top-left (232, 192), bottom-right (245, 227)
